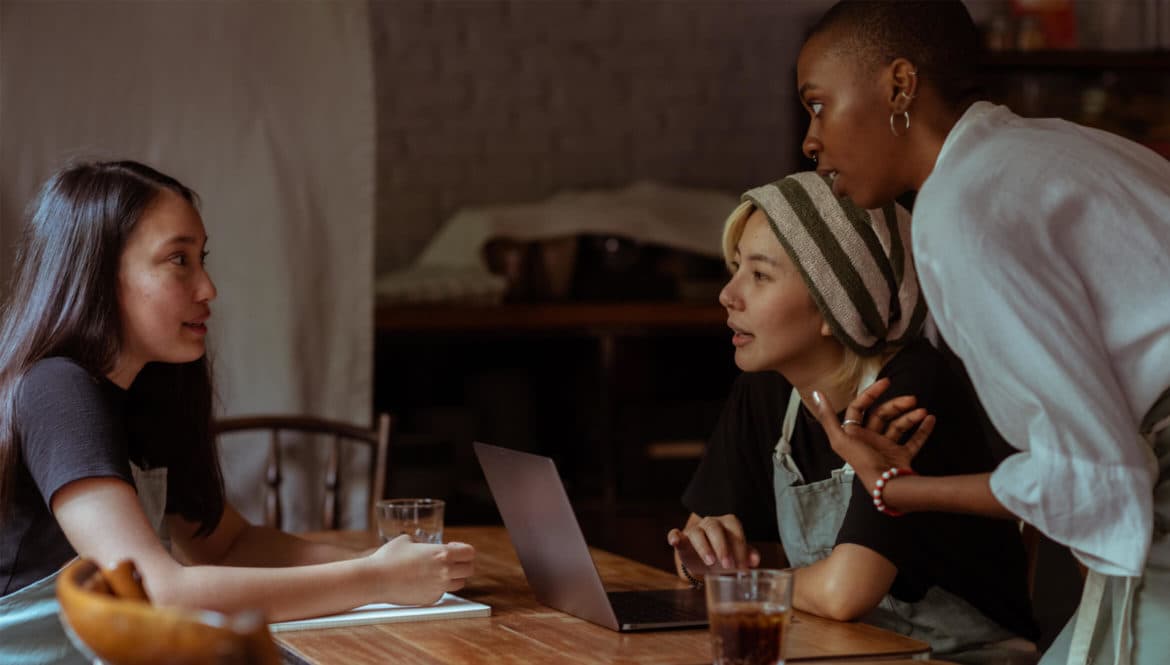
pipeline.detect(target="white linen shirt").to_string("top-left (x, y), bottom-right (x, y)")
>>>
top-left (913, 102), bottom-right (1170, 577)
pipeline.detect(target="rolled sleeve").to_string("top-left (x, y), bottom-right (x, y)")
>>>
top-left (992, 448), bottom-right (1153, 577)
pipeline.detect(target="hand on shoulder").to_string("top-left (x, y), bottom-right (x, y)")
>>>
top-left (811, 379), bottom-right (934, 495)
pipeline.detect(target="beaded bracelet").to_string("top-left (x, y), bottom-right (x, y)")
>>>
top-left (679, 560), bottom-right (704, 588)
top-left (872, 467), bottom-right (916, 517)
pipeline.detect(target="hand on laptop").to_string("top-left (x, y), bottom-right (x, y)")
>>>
top-left (667, 513), bottom-right (760, 576)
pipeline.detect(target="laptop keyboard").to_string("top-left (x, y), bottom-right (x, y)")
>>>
top-left (607, 589), bottom-right (708, 625)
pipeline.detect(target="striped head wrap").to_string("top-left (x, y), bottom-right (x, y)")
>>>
top-left (724, 171), bottom-right (926, 356)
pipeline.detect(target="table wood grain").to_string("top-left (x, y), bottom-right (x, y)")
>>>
top-left (278, 527), bottom-right (931, 664)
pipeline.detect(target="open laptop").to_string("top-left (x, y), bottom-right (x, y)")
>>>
top-left (473, 441), bottom-right (707, 631)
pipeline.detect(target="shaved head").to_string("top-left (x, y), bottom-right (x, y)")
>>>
top-left (808, 0), bottom-right (984, 109)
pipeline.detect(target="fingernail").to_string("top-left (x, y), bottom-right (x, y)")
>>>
top-left (703, 555), bottom-right (715, 566)
top-left (722, 557), bottom-right (733, 569)
top-left (812, 391), bottom-right (823, 406)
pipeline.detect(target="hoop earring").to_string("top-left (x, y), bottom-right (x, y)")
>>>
top-left (889, 110), bottom-right (910, 137)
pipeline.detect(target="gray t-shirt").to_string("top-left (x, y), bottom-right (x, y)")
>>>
top-left (1, 357), bottom-right (216, 596)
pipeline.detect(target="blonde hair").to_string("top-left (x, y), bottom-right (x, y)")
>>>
top-left (721, 200), bottom-right (754, 267)
top-left (722, 200), bottom-right (891, 397)
top-left (831, 350), bottom-right (888, 399)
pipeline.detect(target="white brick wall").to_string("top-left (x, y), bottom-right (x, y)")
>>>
top-left (373, 0), bottom-right (832, 273)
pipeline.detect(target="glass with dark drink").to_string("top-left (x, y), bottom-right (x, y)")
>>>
top-left (705, 570), bottom-right (793, 665)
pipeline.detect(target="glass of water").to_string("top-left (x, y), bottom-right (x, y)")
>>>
top-left (375, 498), bottom-right (444, 544)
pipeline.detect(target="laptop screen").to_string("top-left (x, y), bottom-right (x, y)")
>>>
top-left (474, 441), bottom-right (707, 632)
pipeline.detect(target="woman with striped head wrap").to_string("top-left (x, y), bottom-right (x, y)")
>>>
top-left (668, 172), bottom-right (1039, 664)
top-left (722, 171), bottom-right (926, 398)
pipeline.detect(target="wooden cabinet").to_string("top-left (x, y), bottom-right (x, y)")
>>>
top-left (373, 302), bottom-right (735, 521)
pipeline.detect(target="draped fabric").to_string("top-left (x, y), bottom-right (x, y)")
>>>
top-left (0, 0), bottom-right (375, 530)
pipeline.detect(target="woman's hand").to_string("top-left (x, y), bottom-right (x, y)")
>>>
top-left (667, 514), bottom-right (760, 574)
top-left (368, 536), bottom-right (476, 606)
top-left (811, 378), bottom-right (935, 494)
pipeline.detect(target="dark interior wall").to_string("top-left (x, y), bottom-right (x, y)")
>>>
top-left (370, 0), bottom-right (832, 274)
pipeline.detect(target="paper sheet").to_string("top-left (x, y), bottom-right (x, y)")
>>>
top-left (269, 593), bottom-right (491, 632)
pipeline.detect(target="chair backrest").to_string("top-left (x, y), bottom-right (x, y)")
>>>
top-left (56, 559), bottom-right (280, 665)
top-left (213, 413), bottom-right (392, 530)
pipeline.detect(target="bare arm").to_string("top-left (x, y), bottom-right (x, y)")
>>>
top-left (877, 472), bottom-right (1015, 519)
top-left (792, 543), bottom-right (896, 621)
top-left (53, 478), bottom-right (474, 621)
top-left (667, 513), bottom-right (896, 621)
top-left (170, 505), bottom-right (367, 567)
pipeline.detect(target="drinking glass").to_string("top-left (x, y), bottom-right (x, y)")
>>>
top-left (375, 498), bottom-right (444, 544)
top-left (705, 569), bottom-right (794, 665)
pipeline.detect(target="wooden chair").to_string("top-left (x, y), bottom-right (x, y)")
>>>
top-left (56, 558), bottom-right (280, 665)
top-left (214, 413), bottom-right (391, 530)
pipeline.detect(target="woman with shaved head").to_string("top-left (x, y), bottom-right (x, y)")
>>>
top-left (795, 3), bottom-right (1170, 664)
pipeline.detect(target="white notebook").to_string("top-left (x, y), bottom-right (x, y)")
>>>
top-left (269, 593), bottom-right (491, 632)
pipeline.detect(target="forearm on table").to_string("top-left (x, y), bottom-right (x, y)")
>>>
top-left (792, 562), bottom-right (842, 620)
top-left (882, 472), bottom-right (1016, 519)
top-left (143, 558), bottom-right (376, 622)
top-left (172, 506), bottom-right (368, 567)
top-left (208, 524), bottom-right (367, 567)
top-left (790, 545), bottom-right (893, 622)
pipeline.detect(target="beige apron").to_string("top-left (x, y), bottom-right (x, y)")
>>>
top-left (1043, 388), bottom-right (1170, 665)
top-left (771, 374), bottom-right (1019, 662)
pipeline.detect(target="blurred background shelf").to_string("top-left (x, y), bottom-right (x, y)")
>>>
top-left (981, 48), bottom-right (1170, 157)
top-left (374, 300), bottom-right (735, 543)
top-left (376, 301), bottom-right (726, 334)
top-left (983, 50), bottom-right (1170, 70)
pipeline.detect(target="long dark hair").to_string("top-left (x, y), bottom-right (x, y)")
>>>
top-left (0, 161), bottom-right (224, 534)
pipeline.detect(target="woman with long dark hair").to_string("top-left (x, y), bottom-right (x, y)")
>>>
top-left (0, 161), bottom-right (475, 663)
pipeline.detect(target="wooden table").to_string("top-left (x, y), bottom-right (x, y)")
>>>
top-left (278, 527), bottom-right (932, 664)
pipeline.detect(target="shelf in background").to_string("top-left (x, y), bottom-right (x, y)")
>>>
top-left (982, 50), bottom-right (1170, 71)
top-left (375, 301), bottom-right (726, 334)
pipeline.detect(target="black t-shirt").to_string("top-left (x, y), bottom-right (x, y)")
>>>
top-left (1, 357), bottom-right (221, 596)
top-left (682, 339), bottom-right (1037, 640)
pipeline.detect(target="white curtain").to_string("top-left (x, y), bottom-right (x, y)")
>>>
top-left (0, 0), bottom-right (375, 530)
